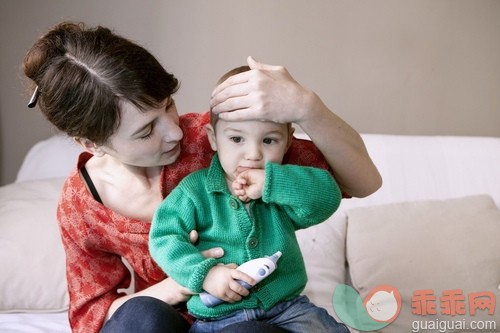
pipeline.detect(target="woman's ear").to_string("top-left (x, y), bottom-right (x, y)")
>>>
top-left (287, 126), bottom-right (295, 150)
top-left (205, 124), bottom-right (218, 151)
top-left (73, 137), bottom-right (106, 157)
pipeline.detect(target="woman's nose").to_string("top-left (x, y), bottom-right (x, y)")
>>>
top-left (162, 122), bottom-right (183, 143)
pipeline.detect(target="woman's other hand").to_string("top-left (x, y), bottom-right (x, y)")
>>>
top-left (189, 230), bottom-right (224, 259)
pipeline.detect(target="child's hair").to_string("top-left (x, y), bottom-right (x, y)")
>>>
top-left (23, 22), bottom-right (179, 144)
top-left (216, 65), bottom-right (251, 86)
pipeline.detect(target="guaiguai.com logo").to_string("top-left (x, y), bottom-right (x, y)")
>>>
top-left (333, 284), bottom-right (402, 331)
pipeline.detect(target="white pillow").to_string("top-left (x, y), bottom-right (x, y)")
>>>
top-left (0, 178), bottom-right (69, 312)
top-left (344, 195), bottom-right (500, 332)
top-left (16, 135), bottom-right (82, 182)
top-left (297, 212), bottom-right (348, 317)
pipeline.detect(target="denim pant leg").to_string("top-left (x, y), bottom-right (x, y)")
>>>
top-left (190, 311), bottom-right (289, 333)
top-left (191, 296), bottom-right (348, 333)
top-left (100, 296), bottom-right (189, 333)
top-left (220, 321), bottom-right (290, 333)
top-left (267, 295), bottom-right (350, 333)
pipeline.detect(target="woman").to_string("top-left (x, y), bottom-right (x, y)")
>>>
top-left (23, 22), bottom-right (381, 333)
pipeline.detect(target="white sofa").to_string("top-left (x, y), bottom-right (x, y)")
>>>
top-left (1, 133), bottom-right (499, 333)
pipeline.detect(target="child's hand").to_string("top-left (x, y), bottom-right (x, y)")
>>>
top-left (232, 169), bottom-right (265, 202)
top-left (202, 264), bottom-right (255, 303)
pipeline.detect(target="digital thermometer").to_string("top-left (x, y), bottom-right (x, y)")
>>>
top-left (200, 251), bottom-right (282, 307)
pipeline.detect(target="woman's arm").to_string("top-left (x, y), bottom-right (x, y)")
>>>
top-left (104, 277), bottom-right (191, 321)
top-left (294, 94), bottom-right (382, 198)
top-left (105, 230), bottom-right (224, 320)
top-left (210, 56), bottom-right (382, 198)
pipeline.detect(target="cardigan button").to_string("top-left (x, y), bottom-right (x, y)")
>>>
top-left (229, 198), bottom-right (239, 209)
top-left (247, 237), bottom-right (258, 248)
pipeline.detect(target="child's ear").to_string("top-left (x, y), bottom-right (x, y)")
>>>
top-left (73, 137), bottom-right (106, 157)
top-left (205, 124), bottom-right (218, 151)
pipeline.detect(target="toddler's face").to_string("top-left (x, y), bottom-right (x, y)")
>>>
top-left (207, 119), bottom-right (293, 182)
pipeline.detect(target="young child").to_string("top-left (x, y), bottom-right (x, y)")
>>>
top-left (149, 67), bottom-right (347, 333)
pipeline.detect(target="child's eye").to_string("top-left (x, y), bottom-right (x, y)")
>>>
top-left (263, 137), bottom-right (277, 144)
top-left (230, 136), bottom-right (243, 143)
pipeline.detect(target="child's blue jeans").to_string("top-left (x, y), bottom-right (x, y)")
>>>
top-left (190, 295), bottom-right (349, 333)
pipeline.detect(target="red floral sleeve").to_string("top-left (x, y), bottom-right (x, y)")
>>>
top-left (284, 137), bottom-right (331, 171)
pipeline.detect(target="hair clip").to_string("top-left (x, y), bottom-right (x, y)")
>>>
top-left (28, 86), bottom-right (41, 108)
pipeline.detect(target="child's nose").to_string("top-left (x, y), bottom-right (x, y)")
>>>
top-left (245, 143), bottom-right (263, 160)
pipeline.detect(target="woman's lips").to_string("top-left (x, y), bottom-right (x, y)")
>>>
top-left (163, 143), bottom-right (180, 156)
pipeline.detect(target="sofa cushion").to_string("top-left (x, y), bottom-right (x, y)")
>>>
top-left (16, 134), bottom-right (82, 182)
top-left (0, 178), bottom-right (69, 312)
top-left (344, 195), bottom-right (500, 332)
top-left (297, 212), bottom-right (347, 317)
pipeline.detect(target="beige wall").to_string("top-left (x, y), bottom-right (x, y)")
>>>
top-left (1, 0), bottom-right (499, 185)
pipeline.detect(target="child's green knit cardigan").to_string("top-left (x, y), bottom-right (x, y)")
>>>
top-left (149, 154), bottom-right (341, 319)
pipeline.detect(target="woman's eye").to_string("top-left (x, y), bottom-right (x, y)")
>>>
top-left (139, 127), bottom-right (153, 140)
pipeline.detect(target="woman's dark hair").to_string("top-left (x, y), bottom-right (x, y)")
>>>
top-left (23, 22), bottom-right (179, 144)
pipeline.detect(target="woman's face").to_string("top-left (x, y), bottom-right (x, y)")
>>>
top-left (101, 97), bottom-right (184, 167)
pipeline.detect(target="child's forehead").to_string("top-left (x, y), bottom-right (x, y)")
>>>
top-left (218, 119), bottom-right (289, 134)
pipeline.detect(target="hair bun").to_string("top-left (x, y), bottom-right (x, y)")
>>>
top-left (23, 22), bottom-right (84, 82)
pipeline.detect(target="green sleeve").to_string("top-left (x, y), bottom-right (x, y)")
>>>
top-left (149, 184), bottom-right (217, 293)
top-left (262, 163), bottom-right (341, 228)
